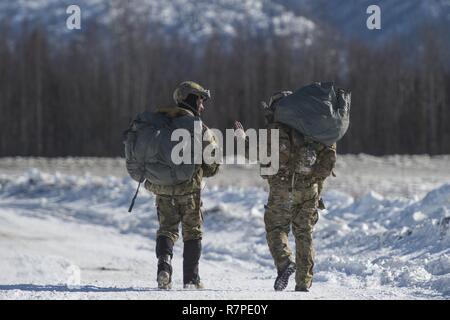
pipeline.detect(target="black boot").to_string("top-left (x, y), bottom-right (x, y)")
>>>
top-left (156, 236), bottom-right (174, 290)
top-left (183, 239), bottom-right (203, 289)
top-left (274, 261), bottom-right (296, 291)
top-left (295, 285), bottom-right (309, 292)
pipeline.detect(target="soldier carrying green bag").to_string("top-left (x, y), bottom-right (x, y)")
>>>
top-left (124, 81), bottom-right (220, 290)
top-left (235, 82), bottom-right (350, 292)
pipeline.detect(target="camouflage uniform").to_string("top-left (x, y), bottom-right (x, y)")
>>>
top-left (263, 122), bottom-right (336, 289)
top-left (147, 81), bottom-right (217, 289)
top-left (145, 106), bottom-right (220, 243)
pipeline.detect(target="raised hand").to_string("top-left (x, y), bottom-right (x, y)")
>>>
top-left (233, 121), bottom-right (246, 140)
top-left (234, 121), bottom-right (244, 131)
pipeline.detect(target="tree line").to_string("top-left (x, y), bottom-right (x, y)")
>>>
top-left (0, 17), bottom-right (449, 157)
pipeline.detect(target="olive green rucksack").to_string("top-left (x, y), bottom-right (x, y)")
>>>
top-left (273, 82), bottom-right (351, 146)
top-left (123, 111), bottom-right (201, 211)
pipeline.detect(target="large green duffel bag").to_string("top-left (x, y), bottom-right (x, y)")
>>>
top-left (273, 82), bottom-right (351, 146)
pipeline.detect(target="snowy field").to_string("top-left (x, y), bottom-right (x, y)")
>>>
top-left (0, 155), bottom-right (450, 300)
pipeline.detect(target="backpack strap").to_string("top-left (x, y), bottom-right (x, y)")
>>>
top-left (128, 172), bottom-right (144, 213)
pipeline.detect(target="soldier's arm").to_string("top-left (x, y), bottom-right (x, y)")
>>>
top-left (260, 123), bottom-right (291, 178)
top-left (201, 162), bottom-right (219, 178)
top-left (312, 143), bottom-right (337, 179)
top-left (202, 161), bottom-right (219, 177)
top-left (201, 125), bottom-right (220, 178)
top-left (275, 124), bottom-right (291, 167)
top-left (233, 121), bottom-right (253, 161)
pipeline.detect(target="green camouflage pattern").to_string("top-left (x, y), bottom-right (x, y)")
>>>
top-left (145, 105), bottom-right (219, 243)
top-left (264, 122), bottom-right (336, 289)
top-left (155, 192), bottom-right (203, 243)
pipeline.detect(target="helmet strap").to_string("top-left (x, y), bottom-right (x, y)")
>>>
top-left (179, 94), bottom-right (200, 116)
top-left (179, 100), bottom-right (199, 116)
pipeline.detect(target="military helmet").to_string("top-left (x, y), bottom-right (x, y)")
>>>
top-left (268, 90), bottom-right (292, 108)
top-left (173, 81), bottom-right (211, 105)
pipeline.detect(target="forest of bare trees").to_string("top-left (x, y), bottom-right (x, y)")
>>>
top-left (0, 16), bottom-right (449, 157)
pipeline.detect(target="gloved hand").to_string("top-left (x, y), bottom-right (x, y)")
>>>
top-left (234, 121), bottom-right (247, 140)
top-left (318, 197), bottom-right (326, 210)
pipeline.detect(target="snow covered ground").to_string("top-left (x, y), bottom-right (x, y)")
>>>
top-left (0, 156), bottom-right (449, 300)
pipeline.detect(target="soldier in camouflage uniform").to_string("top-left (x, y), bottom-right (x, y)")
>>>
top-left (235, 91), bottom-right (336, 292)
top-left (145, 81), bottom-right (220, 290)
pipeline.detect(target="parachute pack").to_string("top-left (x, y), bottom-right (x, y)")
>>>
top-left (273, 82), bottom-right (351, 146)
top-left (123, 111), bottom-right (201, 211)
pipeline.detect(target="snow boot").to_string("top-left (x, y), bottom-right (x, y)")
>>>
top-left (274, 261), bottom-right (296, 291)
top-left (183, 239), bottom-right (203, 289)
top-left (156, 236), bottom-right (174, 290)
top-left (157, 254), bottom-right (172, 289)
top-left (183, 280), bottom-right (205, 290)
top-left (295, 285), bottom-right (309, 292)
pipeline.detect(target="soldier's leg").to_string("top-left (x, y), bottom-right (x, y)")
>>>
top-left (155, 195), bottom-right (181, 289)
top-left (179, 193), bottom-right (203, 287)
top-left (156, 195), bottom-right (181, 244)
top-left (264, 177), bottom-right (294, 271)
top-left (291, 180), bottom-right (320, 290)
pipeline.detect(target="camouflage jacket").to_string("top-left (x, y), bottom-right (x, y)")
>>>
top-left (261, 122), bottom-right (337, 182)
top-left (144, 106), bottom-right (220, 196)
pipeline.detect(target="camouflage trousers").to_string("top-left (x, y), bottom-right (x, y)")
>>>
top-left (155, 192), bottom-right (203, 243)
top-left (265, 174), bottom-right (320, 289)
